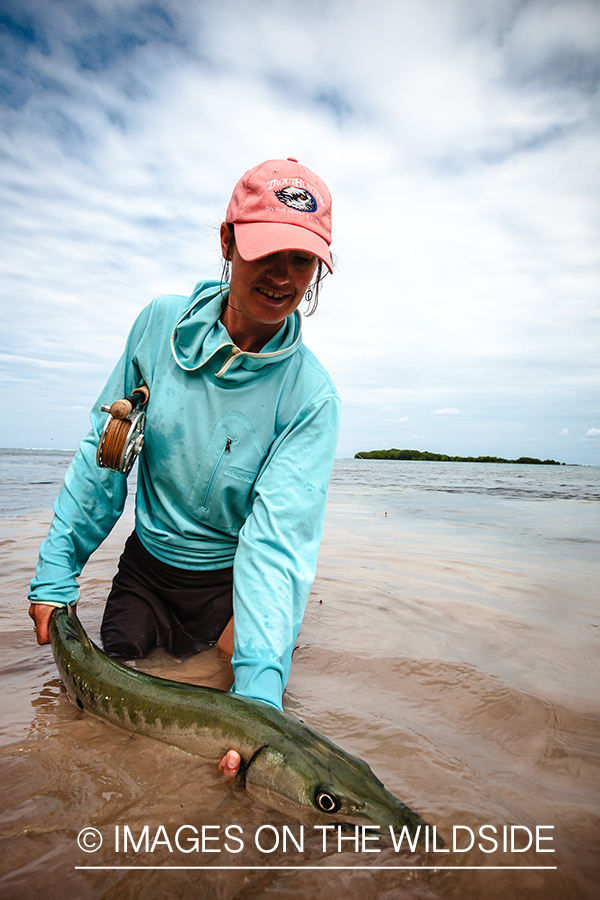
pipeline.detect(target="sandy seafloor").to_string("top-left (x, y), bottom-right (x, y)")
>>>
top-left (0, 451), bottom-right (599, 900)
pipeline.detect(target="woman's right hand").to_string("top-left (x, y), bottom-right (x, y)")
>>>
top-left (28, 604), bottom-right (55, 644)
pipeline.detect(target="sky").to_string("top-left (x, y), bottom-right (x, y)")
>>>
top-left (1, 0), bottom-right (599, 465)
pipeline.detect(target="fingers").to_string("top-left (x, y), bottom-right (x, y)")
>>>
top-left (28, 604), bottom-right (54, 645)
top-left (218, 749), bottom-right (241, 778)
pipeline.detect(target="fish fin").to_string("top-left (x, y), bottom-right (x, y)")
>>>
top-left (65, 603), bottom-right (93, 649)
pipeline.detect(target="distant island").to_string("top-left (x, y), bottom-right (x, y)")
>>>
top-left (354, 449), bottom-right (564, 465)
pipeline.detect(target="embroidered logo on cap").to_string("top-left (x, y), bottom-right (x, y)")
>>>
top-left (274, 186), bottom-right (318, 212)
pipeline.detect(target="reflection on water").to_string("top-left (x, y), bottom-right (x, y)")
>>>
top-left (0, 459), bottom-right (599, 899)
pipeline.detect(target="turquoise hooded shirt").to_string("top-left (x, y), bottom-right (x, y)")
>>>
top-left (29, 281), bottom-right (341, 709)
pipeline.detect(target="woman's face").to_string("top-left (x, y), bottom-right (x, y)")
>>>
top-left (220, 223), bottom-right (317, 334)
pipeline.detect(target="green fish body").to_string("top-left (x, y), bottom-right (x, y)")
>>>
top-left (50, 605), bottom-right (430, 837)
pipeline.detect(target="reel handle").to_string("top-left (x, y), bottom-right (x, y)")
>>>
top-left (100, 385), bottom-right (149, 420)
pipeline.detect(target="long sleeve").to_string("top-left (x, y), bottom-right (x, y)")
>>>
top-left (28, 310), bottom-right (150, 606)
top-left (230, 392), bottom-right (341, 709)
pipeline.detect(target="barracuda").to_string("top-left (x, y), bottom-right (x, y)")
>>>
top-left (50, 606), bottom-right (430, 837)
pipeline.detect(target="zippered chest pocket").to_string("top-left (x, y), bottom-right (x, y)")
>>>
top-left (188, 413), bottom-right (266, 535)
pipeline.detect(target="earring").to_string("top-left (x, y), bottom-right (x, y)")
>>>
top-left (304, 287), bottom-right (313, 304)
top-left (224, 260), bottom-right (231, 282)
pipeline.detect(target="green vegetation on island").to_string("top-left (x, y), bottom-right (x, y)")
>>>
top-left (354, 449), bottom-right (563, 465)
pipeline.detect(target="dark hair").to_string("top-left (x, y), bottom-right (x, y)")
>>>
top-left (304, 259), bottom-right (327, 316)
top-left (220, 224), bottom-right (330, 315)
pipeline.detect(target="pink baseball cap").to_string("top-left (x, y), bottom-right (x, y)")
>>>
top-left (225, 158), bottom-right (333, 272)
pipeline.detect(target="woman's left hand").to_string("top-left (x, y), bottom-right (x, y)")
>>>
top-left (219, 749), bottom-right (241, 777)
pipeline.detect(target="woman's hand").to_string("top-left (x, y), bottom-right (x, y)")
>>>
top-left (28, 604), bottom-right (55, 644)
top-left (219, 749), bottom-right (241, 778)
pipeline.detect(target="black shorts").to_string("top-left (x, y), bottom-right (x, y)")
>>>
top-left (100, 530), bottom-right (233, 659)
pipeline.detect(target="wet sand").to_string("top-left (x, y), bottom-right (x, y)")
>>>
top-left (1, 462), bottom-right (599, 899)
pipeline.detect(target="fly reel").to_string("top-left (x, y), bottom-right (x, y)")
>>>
top-left (96, 385), bottom-right (149, 475)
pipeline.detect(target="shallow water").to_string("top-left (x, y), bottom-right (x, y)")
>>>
top-left (0, 456), bottom-right (599, 899)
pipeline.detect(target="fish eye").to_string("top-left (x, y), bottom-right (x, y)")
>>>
top-left (315, 790), bottom-right (340, 813)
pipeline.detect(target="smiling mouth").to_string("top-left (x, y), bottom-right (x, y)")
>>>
top-left (257, 287), bottom-right (288, 301)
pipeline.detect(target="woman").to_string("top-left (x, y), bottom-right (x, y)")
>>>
top-left (28, 158), bottom-right (340, 777)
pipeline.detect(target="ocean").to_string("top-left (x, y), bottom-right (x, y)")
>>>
top-left (0, 450), bottom-right (599, 899)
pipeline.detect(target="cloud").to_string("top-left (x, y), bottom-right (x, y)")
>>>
top-left (584, 428), bottom-right (600, 438)
top-left (432, 408), bottom-right (462, 416)
top-left (0, 0), bottom-right (598, 464)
